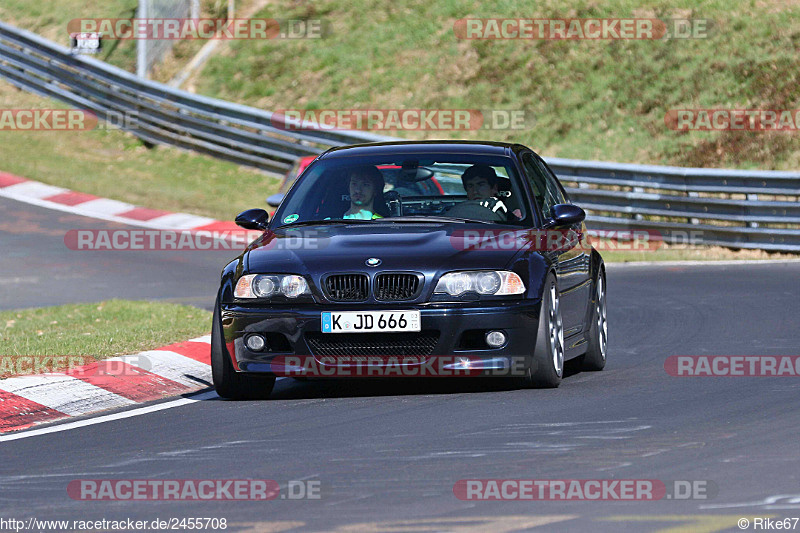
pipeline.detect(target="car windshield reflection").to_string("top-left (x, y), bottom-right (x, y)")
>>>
top-left (273, 155), bottom-right (529, 227)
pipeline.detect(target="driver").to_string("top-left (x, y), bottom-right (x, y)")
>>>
top-left (343, 166), bottom-right (385, 220)
top-left (460, 164), bottom-right (509, 218)
top-left (462, 164), bottom-right (501, 201)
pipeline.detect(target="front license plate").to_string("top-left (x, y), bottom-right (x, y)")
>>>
top-left (321, 310), bottom-right (421, 333)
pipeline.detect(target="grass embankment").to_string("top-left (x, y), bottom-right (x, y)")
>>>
top-left (0, 0), bottom-right (254, 84)
top-left (596, 242), bottom-right (798, 262)
top-left (6, 0), bottom-right (798, 169)
top-left (194, 0), bottom-right (800, 170)
top-left (0, 81), bottom-right (279, 221)
top-left (0, 300), bottom-right (211, 378)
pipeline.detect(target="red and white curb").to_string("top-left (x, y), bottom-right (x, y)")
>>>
top-left (0, 336), bottom-right (214, 434)
top-left (0, 171), bottom-right (263, 435)
top-left (0, 171), bottom-right (240, 234)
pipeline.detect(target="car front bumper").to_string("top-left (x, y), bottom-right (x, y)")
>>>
top-left (219, 300), bottom-right (542, 377)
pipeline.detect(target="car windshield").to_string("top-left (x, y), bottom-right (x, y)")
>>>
top-left (273, 153), bottom-right (529, 227)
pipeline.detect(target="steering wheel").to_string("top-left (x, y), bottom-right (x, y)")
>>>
top-left (445, 197), bottom-right (508, 222)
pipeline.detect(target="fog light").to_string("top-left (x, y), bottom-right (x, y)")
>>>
top-left (245, 334), bottom-right (266, 352)
top-left (485, 330), bottom-right (507, 348)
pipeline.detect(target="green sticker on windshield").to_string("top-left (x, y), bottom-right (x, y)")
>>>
top-left (283, 214), bottom-right (299, 224)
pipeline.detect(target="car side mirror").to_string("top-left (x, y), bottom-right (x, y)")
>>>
top-left (544, 204), bottom-right (585, 228)
top-left (235, 208), bottom-right (269, 230)
top-left (266, 193), bottom-right (284, 208)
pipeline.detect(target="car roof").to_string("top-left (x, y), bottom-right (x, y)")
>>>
top-left (318, 140), bottom-right (523, 159)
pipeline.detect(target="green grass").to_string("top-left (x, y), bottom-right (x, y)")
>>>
top-left (4, 0), bottom-right (800, 168)
top-left (0, 81), bottom-right (280, 221)
top-left (0, 0), bottom-right (235, 83)
top-left (0, 300), bottom-right (211, 377)
top-left (192, 0), bottom-right (800, 170)
top-left (0, 0), bottom-right (142, 75)
top-left (597, 242), bottom-right (799, 262)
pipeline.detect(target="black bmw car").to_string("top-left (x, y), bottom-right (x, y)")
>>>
top-left (212, 141), bottom-right (607, 399)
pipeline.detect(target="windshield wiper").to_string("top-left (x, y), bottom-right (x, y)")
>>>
top-left (383, 216), bottom-right (495, 225)
top-left (278, 217), bottom-right (498, 228)
top-left (276, 219), bottom-right (374, 229)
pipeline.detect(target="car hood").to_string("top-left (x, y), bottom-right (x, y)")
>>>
top-left (244, 223), bottom-right (522, 274)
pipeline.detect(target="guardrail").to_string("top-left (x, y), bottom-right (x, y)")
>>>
top-left (0, 21), bottom-right (394, 175)
top-left (549, 159), bottom-right (800, 251)
top-left (1, 21), bottom-right (798, 251)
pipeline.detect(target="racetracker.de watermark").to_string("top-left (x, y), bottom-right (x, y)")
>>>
top-left (665, 356), bottom-right (800, 377)
top-left (62, 229), bottom-right (296, 251)
top-left (453, 18), bottom-right (710, 40)
top-left (0, 355), bottom-right (154, 377)
top-left (64, 229), bottom-right (703, 253)
top-left (67, 479), bottom-right (321, 500)
top-left (2, 356), bottom-right (88, 375)
top-left (666, 109), bottom-right (800, 131)
top-left (270, 355), bottom-right (530, 377)
top-left (0, 109), bottom-right (97, 131)
top-left (450, 229), bottom-right (666, 252)
top-left (67, 18), bottom-right (325, 39)
top-left (453, 479), bottom-right (717, 500)
top-left (0, 109), bottom-right (138, 131)
top-left (270, 109), bottom-right (531, 131)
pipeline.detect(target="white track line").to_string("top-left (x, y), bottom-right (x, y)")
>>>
top-left (0, 191), bottom-right (180, 229)
top-left (0, 188), bottom-right (217, 231)
top-left (1, 378), bottom-right (287, 442)
top-left (0, 391), bottom-right (219, 442)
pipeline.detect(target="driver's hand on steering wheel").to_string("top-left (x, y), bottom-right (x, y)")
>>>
top-left (478, 197), bottom-right (508, 217)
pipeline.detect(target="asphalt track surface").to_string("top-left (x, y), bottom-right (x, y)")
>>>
top-left (0, 196), bottom-right (234, 311)
top-left (2, 196), bottom-right (800, 532)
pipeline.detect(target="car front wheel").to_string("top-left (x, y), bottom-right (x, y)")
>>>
top-left (211, 297), bottom-right (276, 400)
top-left (521, 273), bottom-right (564, 388)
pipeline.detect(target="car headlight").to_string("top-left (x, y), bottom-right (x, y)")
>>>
top-left (434, 271), bottom-right (525, 296)
top-left (235, 274), bottom-right (310, 299)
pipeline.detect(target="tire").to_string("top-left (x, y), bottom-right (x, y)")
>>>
top-left (582, 267), bottom-right (607, 371)
top-left (521, 273), bottom-right (564, 388)
top-left (211, 296), bottom-right (275, 400)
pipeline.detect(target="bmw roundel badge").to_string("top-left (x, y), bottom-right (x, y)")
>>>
top-left (366, 257), bottom-right (382, 267)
